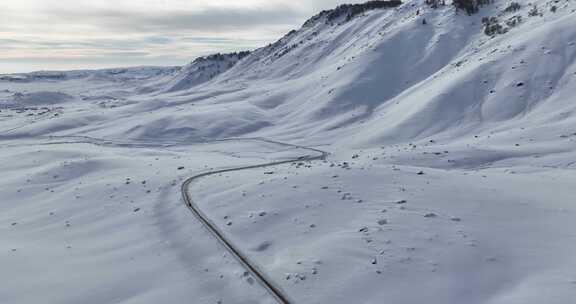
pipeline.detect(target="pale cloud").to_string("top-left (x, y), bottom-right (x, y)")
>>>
top-left (0, 0), bottom-right (365, 73)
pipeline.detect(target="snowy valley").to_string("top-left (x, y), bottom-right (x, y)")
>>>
top-left (2, 0), bottom-right (576, 303)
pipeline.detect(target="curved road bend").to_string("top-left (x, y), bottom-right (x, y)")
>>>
top-left (182, 139), bottom-right (328, 304)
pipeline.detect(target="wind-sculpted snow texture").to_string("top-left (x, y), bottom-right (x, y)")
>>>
top-left (1, 0), bottom-right (576, 303)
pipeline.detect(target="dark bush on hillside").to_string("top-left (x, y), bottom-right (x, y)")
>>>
top-left (193, 51), bottom-right (251, 64)
top-left (504, 2), bottom-right (521, 13)
top-left (425, 0), bottom-right (446, 9)
top-left (453, 0), bottom-right (494, 15)
top-left (506, 15), bottom-right (522, 27)
top-left (482, 17), bottom-right (506, 36)
top-left (550, 5), bottom-right (557, 13)
top-left (528, 5), bottom-right (542, 17)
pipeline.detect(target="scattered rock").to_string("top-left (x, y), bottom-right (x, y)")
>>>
top-left (254, 241), bottom-right (272, 252)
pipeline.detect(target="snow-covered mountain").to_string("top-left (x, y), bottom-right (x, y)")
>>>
top-left (144, 51), bottom-right (251, 93)
top-left (2, 1), bottom-right (576, 304)
top-left (5, 0), bottom-right (573, 146)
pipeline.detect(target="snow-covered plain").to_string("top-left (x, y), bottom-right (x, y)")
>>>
top-left (2, 0), bottom-right (576, 303)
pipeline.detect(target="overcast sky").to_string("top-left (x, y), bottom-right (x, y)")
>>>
top-left (0, 0), bottom-right (364, 73)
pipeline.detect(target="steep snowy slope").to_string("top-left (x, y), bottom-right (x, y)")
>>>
top-left (2, 1), bottom-right (576, 304)
top-left (355, 2), bottom-right (576, 145)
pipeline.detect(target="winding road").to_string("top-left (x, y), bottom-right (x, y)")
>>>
top-left (182, 139), bottom-right (328, 304)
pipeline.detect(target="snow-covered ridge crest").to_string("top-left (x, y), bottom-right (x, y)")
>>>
top-left (155, 1), bottom-right (405, 93)
top-left (303, 0), bottom-right (403, 27)
top-left (191, 51), bottom-right (251, 65)
top-left (151, 51), bottom-right (252, 93)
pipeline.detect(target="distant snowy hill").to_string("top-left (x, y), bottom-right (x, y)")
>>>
top-left (144, 51), bottom-right (251, 93)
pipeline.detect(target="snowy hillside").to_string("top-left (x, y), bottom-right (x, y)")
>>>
top-left (2, 0), bottom-right (576, 304)
top-left (144, 51), bottom-right (251, 93)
